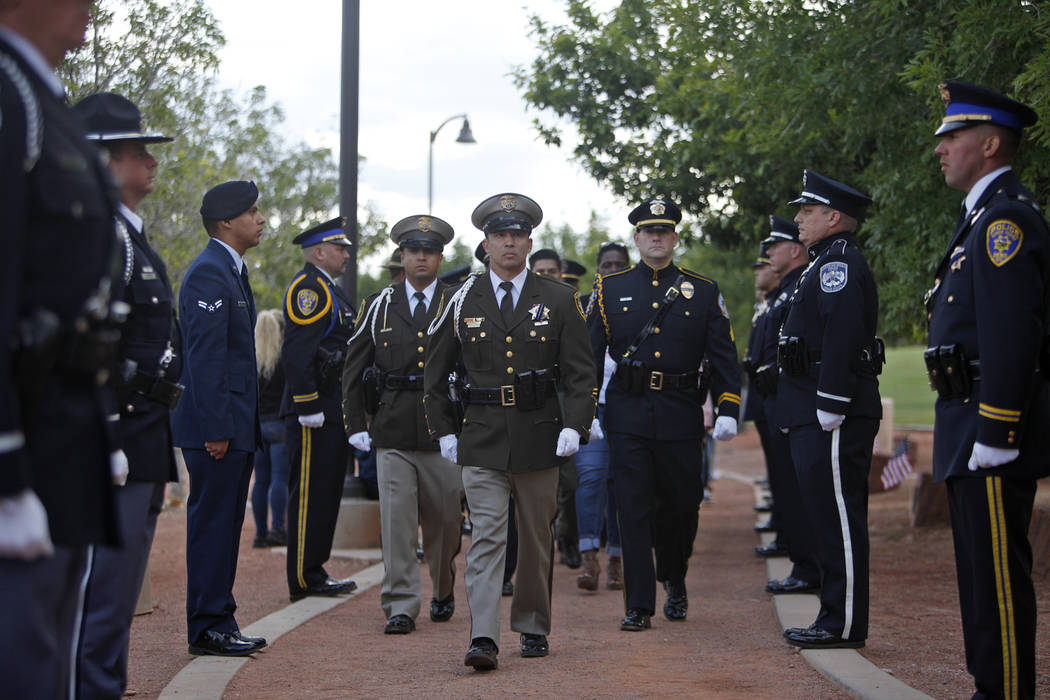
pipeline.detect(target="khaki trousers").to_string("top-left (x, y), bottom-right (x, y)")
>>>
top-left (461, 465), bottom-right (559, 645)
top-left (377, 448), bottom-right (464, 619)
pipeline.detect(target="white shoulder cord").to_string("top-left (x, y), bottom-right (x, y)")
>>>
top-left (346, 285), bottom-right (393, 345)
top-left (427, 272), bottom-right (479, 340)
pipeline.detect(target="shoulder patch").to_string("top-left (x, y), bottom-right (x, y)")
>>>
top-left (819, 261), bottom-right (848, 293)
top-left (986, 219), bottom-right (1023, 267)
top-left (718, 293), bottom-right (730, 319)
top-left (285, 274), bottom-right (332, 325)
top-left (573, 291), bottom-right (586, 320)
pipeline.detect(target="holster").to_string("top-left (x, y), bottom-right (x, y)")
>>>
top-left (615, 357), bottom-right (649, 394)
top-left (448, 371), bottom-right (465, 426)
top-left (362, 366), bottom-right (384, 414)
top-left (117, 366), bottom-right (184, 410)
top-left (316, 347), bottom-right (345, 394)
top-left (777, 337), bottom-right (809, 377)
top-left (924, 344), bottom-right (974, 399)
top-left (753, 364), bottom-right (778, 397)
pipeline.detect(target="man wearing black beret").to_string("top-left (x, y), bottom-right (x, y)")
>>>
top-left (926, 80), bottom-right (1048, 699)
top-left (172, 180), bottom-right (266, 656)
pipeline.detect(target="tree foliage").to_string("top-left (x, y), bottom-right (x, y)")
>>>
top-left (515, 0), bottom-right (1050, 341)
top-left (61, 0), bottom-right (388, 310)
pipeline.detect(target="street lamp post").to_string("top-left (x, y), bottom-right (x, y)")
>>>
top-left (427, 114), bottom-right (475, 214)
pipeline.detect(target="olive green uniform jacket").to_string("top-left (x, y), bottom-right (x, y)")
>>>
top-left (423, 271), bottom-right (596, 472)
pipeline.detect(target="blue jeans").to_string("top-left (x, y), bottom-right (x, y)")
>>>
top-left (575, 406), bottom-right (620, 555)
top-left (252, 419), bottom-right (289, 535)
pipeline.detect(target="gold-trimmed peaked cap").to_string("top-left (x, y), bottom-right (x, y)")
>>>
top-left (628, 198), bottom-right (682, 231)
top-left (293, 216), bottom-right (352, 248)
top-left (471, 192), bottom-right (543, 234)
top-left (935, 80), bottom-right (1037, 137)
top-left (389, 214), bottom-right (454, 251)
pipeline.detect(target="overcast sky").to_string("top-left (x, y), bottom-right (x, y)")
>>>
top-left (207, 0), bottom-right (627, 258)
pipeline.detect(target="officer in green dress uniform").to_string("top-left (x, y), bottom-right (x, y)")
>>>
top-left (423, 193), bottom-right (597, 670)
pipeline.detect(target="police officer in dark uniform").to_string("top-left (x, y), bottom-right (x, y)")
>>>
top-left (561, 259), bottom-right (586, 289)
top-left (282, 217), bottom-right (358, 601)
top-left (925, 81), bottom-right (1048, 700)
top-left (423, 192), bottom-right (596, 670)
top-left (342, 214), bottom-right (463, 635)
top-left (589, 198), bottom-right (741, 632)
top-left (72, 92), bottom-right (183, 698)
top-left (777, 171), bottom-right (881, 649)
top-left (0, 5), bottom-right (122, 694)
top-left (757, 217), bottom-right (820, 594)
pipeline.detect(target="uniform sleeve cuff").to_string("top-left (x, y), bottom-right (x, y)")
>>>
top-left (816, 390), bottom-right (852, 414)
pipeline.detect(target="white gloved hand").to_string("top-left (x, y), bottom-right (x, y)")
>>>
top-left (439, 434), bottom-right (458, 464)
top-left (817, 409), bottom-right (845, 432)
top-left (967, 443), bottom-right (1019, 472)
top-left (712, 416), bottom-right (737, 441)
top-left (110, 449), bottom-right (129, 486)
top-left (298, 412), bottom-right (325, 429)
top-left (588, 417), bottom-right (604, 441)
top-left (0, 490), bottom-right (54, 560)
top-left (348, 431), bottom-right (372, 452)
top-left (555, 428), bottom-right (581, 457)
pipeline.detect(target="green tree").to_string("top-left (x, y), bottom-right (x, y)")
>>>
top-left (61, 0), bottom-right (387, 310)
top-left (515, 0), bottom-right (1050, 342)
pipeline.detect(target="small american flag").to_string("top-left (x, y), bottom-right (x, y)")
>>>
top-left (881, 436), bottom-right (913, 490)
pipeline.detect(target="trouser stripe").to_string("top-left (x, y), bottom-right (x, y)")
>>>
top-left (296, 425), bottom-right (311, 589)
top-left (985, 476), bottom-right (1018, 700)
top-left (829, 426), bottom-right (855, 639)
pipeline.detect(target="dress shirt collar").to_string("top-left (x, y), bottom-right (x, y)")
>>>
top-left (213, 237), bottom-right (244, 273)
top-left (489, 267), bottom-right (528, 297)
top-left (0, 28), bottom-right (64, 97)
top-left (964, 165), bottom-right (1012, 217)
top-left (405, 278), bottom-right (437, 307)
top-left (119, 203), bottom-right (143, 235)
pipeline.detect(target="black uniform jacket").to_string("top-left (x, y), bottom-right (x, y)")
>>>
top-left (776, 233), bottom-right (881, 429)
top-left (589, 261), bottom-right (741, 441)
top-left (742, 293), bottom-right (772, 423)
top-left (423, 271), bottom-right (597, 472)
top-left (342, 281), bottom-right (449, 450)
top-left (0, 36), bottom-right (119, 545)
top-left (926, 170), bottom-right (1050, 481)
top-left (757, 264), bottom-right (805, 429)
top-left (113, 212), bottom-right (181, 483)
top-left (280, 262), bottom-right (355, 420)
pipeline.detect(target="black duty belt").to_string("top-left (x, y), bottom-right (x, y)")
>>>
top-left (462, 373), bottom-right (558, 408)
top-left (122, 368), bottom-right (184, 409)
top-left (384, 374), bottom-right (424, 391)
top-left (645, 370), bottom-right (698, 391)
top-left (924, 344), bottom-right (980, 399)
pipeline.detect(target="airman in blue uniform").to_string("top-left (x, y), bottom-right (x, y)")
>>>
top-left (777, 171), bottom-right (881, 650)
top-left (589, 198), bottom-right (741, 632)
top-left (925, 81), bottom-right (1048, 700)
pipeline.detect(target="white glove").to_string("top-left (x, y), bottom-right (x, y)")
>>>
top-left (0, 490), bottom-right (54, 560)
top-left (110, 450), bottom-right (129, 486)
top-left (967, 443), bottom-right (1019, 472)
top-left (712, 416), bottom-right (737, 441)
top-left (298, 412), bottom-right (325, 429)
top-left (817, 409), bottom-right (845, 432)
top-left (555, 428), bottom-right (581, 457)
top-left (348, 431), bottom-right (372, 452)
top-left (439, 434), bottom-right (458, 464)
top-left (588, 417), bottom-right (604, 441)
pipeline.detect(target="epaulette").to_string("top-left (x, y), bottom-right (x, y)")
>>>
top-left (285, 273), bottom-right (332, 325)
top-left (532, 272), bottom-right (577, 291)
top-left (0, 51), bottom-right (43, 171)
top-left (678, 267), bottom-right (715, 285)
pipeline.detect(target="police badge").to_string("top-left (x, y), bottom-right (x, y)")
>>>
top-left (500, 195), bottom-right (518, 212)
top-left (650, 201), bottom-right (666, 216)
top-left (819, 261), bottom-right (848, 293)
top-left (417, 216), bottom-right (433, 232)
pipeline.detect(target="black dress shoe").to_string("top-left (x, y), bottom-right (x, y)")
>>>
top-left (188, 630), bottom-right (256, 657)
top-left (289, 578), bottom-right (357, 602)
top-left (620, 609), bottom-right (651, 631)
top-left (231, 630), bottom-right (267, 650)
top-left (520, 633), bottom-right (549, 658)
top-left (252, 535), bottom-right (267, 549)
top-left (558, 536), bottom-right (581, 569)
top-left (502, 580), bottom-right (514, 596)
top-left (430, 594), bottom-right (454, 622)
top-left (784, 626), bottom-right (865, 649)
top-left (765, 576), bottom-right (819, 594)
top-left (755, 541), bottom-right (789, 557)
top-left (753, 520), bottom-right (775, 533)
top-left (464, 637), bottom-right (498, 670)
top-left (662, 580), bottom-right (688, 621)
top-left (384, 614), bottom-right (415, 634)
top-left (265, 529), bottom-right (287, 547)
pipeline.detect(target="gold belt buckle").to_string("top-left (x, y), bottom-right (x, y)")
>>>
top-left (649, 371), bottom-right (664, 391)
top-left (500, 385), bottom-right (516, 407)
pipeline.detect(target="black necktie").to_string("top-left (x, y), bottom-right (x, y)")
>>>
top-left (499, 281), bottom-right (515, 327)
top-left (412, 291), bottom-right (427, 328)
top-left (240, 265), bottom-right (255, 319)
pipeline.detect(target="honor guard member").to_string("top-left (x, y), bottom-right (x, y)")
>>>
top-left (0, 4), bottom-right (123, 694)
top-left (384, 249), bottom-right (406, 284)
top-left (757, 217), bottom-right (820, 595)
top-left (342, 214), bottom-right (464, 635)
top-left (926, 81), bottom-right (1048, 700)
top-left (589, 198), bottom-right (741, 632)
top-left (777, 171), bottom-right (882, 650)
top-left (72, 92), bottom-right (183, 698)
top-left (423, 193), bottom-right (597, 670)
top-left (282, 217), bottom-right (358, 601)
top-left (561, 259), bottom-right (586, 290)
top-left (173, 180), bottom-right (266, 656)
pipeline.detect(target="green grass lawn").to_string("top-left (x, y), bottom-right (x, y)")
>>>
top-left (880, 345), bottom-right (935, 427)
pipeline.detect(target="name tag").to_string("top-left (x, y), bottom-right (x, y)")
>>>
top-left (237, 300), bottom-right (247, 308)
top-left (140, 265), bottom-right (157, 280)
top-left (619, 296), bottom-right (632, 302)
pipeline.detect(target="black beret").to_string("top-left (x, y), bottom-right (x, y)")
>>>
top-left (200, 180), bottom-right (259, 220)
